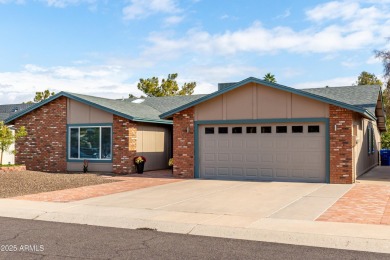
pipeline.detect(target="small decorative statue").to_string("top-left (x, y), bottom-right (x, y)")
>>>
top-left (83, 159), bottom-right (88, 173)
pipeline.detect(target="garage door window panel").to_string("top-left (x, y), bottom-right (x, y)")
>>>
top-left (292, 126), bottom-right (303, 133)
top-left (218, 127), bottom-right (228, 134)
top-left (261, 126), bottom-right (272, 133)
top-left (308, 125), bottom-right (320, 133)
top-left (276, 126), bottom-right (287, 133)
top-left (205, 127), bottom-right (215, 134)
top-left (246, 127), bottom-right (257, 133)
top-left (232, 127), bottom-right (242, 134)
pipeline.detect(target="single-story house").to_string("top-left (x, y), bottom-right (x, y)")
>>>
top-left (5, 77), bottom-right (386, 184)
top-left (0, 103), bottom-right (33, 164)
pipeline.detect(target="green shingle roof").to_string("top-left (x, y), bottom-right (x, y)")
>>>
top-left (67, 92), bottom-right (170, 123)
top-left (135, 95), bottom-right (207, 114)
top-left (4, 78), bottom-right (383, 126)
top-left (0, 103), bottom-right (33, 121)
top-left (4, 92), bottom-right (206, 125)
top-left (302, 85), bottom-right (380, 115)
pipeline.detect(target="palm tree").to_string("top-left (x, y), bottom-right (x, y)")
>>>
top-left (263, 73), bottom-right (277, 83)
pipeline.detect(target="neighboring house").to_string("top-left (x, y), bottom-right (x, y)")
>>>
top-left (0, 103), bottom-right (33, 164)
top-left (5, 77), bottom-right (386, 184)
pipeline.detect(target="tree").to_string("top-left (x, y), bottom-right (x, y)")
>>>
top-left (136, 73), bottom-right (196, 97)
top-left (354, 71), bottom-right (382, 86)
top-left (375, 48), bottom-right (390, 148)
top-left (375, 49), bottom-right (390, 80)
top-left (0, 122), bottom-right (27, 164)
top-left (263, 73), bottom-right (277, 83)
top-left (381, 119), bottom-right (390, 148)
top-left (27, 90), bottom-right (55, 104)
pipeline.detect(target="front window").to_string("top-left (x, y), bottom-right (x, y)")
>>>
top-left (69, 126), bottom-right (112, 160)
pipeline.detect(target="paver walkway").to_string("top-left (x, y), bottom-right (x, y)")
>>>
top-left (12, 170), bottom-right (183, 202)
top-left (317, 183), bottom-right (390, 225)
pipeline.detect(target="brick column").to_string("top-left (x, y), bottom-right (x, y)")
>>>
top-left (173, 107), bottom-right (194, 178)
top-left (112, 115), bottom-right (137, 174)
top-left (14, 96), bottom-right (67, 172)
top-left (329, 104), bottom-right (354, 184)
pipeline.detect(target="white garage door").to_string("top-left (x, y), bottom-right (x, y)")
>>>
top-left (199, 123), bottom-right (326, 182)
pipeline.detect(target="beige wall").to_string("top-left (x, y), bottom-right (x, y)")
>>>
top-left (67, 99), bottom-right (113, 172)
top-left (353, 115), bottom-right (379, 177)
top-left (136, 123), bottom-right (172, 171)
top-left (195, 83), bottom-right (329, 120)
top-left (67, 99), bottom-right (113, 124)
top-left (67, 162), bottom-right (112, 172)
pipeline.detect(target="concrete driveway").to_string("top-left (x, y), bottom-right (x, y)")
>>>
top-left (4, 178), bottom-right (390, 254)
top-left (68, 179), bottom-right (352, 226)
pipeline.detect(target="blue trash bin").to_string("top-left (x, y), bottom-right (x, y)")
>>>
top-left (380, 149), bottom-right (390, 166)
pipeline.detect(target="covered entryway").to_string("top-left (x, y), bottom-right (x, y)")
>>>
top-left (137, 124), bottom-right (172, 171)
top-left (199, 122), bottom-right (326, 182)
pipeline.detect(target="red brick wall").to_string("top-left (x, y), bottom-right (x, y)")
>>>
top-left (173, 107), bottom-right (194, 178)
top-left (329, 104), bottom-right (354, 184)
top-left (112, 115), bottom-right (137, 174)
top-left (14, 96), bottom-right (67, 172)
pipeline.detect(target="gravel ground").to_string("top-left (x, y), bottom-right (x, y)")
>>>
top-left (0, 171), bottom-right (119, 198)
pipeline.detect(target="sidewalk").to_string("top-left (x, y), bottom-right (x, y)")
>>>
top-left (1, 188), bottom-right (390, 254)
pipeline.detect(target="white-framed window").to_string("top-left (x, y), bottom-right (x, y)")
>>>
top-left (68, 126), bottom-right (112, 160)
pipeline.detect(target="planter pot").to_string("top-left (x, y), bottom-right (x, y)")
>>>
top-left (136, 162), bottom-right (145, 174)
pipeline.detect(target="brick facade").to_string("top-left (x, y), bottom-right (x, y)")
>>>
top-left (329, 104), bottom-right (354, 184)
top-left (112, 115), bottom-right (137, 174)
top-left (172, 107), bottom-right (194, 178)
top-left (14, 96), bottom-right (67, 172)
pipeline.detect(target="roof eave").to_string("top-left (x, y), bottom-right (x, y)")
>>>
top-left (4, 92), bottom-right (173, 126)
top-left (132, 117), bottom-right (173, 125)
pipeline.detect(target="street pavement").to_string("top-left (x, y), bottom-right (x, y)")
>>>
top-left (0, 217), bottom-right (388, 260)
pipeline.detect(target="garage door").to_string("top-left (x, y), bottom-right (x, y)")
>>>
top-left (199, 123), bottom-right (326, 182)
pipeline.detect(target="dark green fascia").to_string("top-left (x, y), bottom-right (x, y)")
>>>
top-left (159, 77), bottom-right (376, 121)
top-left (193, 118), bottom-right (330, 183)
top-left (4, 91), bottom-right (172, 126)
top-left (67, 159), bottom-right (113, 163)
top-left (67, 123), bottom-right (113, 127)
top-left (131, 117), bottom-right (173, 125)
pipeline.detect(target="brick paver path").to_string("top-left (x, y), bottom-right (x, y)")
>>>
top-left (12, 171), bottom-right (183, 202)
top-left (317, 184), bottom-right (390, 225)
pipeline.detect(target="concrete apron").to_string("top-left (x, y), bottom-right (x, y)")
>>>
top-left (1, 180), bottom-right (390, 254)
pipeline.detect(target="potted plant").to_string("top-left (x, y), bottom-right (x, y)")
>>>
top-left (134, 156), bottom-right (146, 174)
top-left (168, 158), bottom-right (174, 174)
top-left (168, 158), bottom-right (174, 169)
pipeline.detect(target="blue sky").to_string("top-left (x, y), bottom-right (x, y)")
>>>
top-left (0, 0), bottom-right (389, 104)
